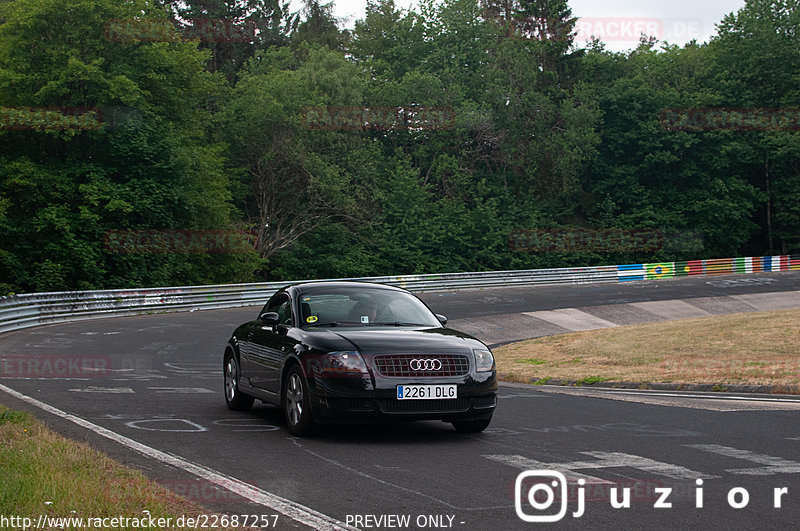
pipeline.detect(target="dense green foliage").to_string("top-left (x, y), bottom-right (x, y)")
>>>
top-left (0, 0), bottom-right (797, 293)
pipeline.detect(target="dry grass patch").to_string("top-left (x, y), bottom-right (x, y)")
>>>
top-left (495, 309), bottom-right (800, 387)
top-left (0, 405), bottom-right (245, 529)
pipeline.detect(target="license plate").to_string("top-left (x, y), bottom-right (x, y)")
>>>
top-left (397, 384), bottom-right (457, 400)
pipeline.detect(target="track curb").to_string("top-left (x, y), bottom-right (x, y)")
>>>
top-left (499, 379), bottom-right (800, 396)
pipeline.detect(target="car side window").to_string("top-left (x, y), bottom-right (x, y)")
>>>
top-left (262, 293), bottom-right (293, 326)
top-left (275, 299), bottom-right (293, 326)
top-left (266, 293), bottom-right (287, 313)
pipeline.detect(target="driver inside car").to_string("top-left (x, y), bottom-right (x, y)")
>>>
top-left (349, 297), bottom-right (378, 323)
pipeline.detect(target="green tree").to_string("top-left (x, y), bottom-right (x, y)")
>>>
top-left (159, 0), bottom-right (298, 81)
top-left (351, 0), bottom-right (428, 79)
top-left (293, 0), bottom-right (344, 49)
top-left (0, 0), bottom-right (252, 293)
top-left (583, 41), bottom-right (760, 261)
top-left (479, 0), bottom-right (599, 217)
top-left (219, 45), bottom-right (368, 265)
top-left (711, 0), bottom-right (800, 254)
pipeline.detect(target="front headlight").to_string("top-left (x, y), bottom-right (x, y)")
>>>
top-left (473, 349), bottom-right (495, 372)
top-left (310, 351), bottom-right (368, 376)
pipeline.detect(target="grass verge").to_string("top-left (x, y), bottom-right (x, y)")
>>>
top-left (0, 405), bottom-right (239, 529)
top-left (495, 309), bottom-right (800, 389)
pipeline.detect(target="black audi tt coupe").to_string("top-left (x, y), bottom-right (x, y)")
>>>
top-left (223, 281), bottom-right (497, 436)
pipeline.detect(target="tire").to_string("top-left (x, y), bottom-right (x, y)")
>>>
top-left (283, 365), bottom-right (317, 436)
top-left (452, 416), bottom-right (492, 433)
top-left (224, 352), bottom-right (254, 411)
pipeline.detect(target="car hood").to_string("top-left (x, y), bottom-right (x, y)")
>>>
top-left (303, 327), bottom-right (484, 355)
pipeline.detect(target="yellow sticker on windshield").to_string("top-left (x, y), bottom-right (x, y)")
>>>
top-left (306, 315), bottom-right (318, 323)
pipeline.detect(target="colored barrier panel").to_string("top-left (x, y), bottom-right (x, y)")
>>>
top-left (674, 260), bottom-right (704, 276)
top-left (617, 264), bottom-right (645, 282)
top-left (705, 258), bottom-right (734, 275)
top-left (646, 262), bottom-right (674, 280)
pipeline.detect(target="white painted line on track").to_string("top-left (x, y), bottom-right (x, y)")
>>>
top-left (146, 387), bottom-right (214, 394)
top-left (483, 455), bottom-right (613, 484)
top-left (580, 452), bottom-right (716, 480)
top-left (0, 383), bottom-right (357, 531)
top-left (125, 418), bottom-right (208, 432)
top-left (604, 391), bottom-right (800, 403)
top-left (687, 444), bottom-right (800, 475)
top-left (68, 386), bottom-right (135, 393)
top-left (485, 452), bottom-right (717, 481)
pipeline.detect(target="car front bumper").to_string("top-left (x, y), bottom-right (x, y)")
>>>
top-left (306, 371), bottom-right (498, 423)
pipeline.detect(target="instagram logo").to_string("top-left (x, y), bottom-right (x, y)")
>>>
top-left (514, 470), bottom-right (791, 520)
top-left (515, 470), bottom-right (586, 522)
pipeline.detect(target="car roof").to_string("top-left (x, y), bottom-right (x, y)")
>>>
top-left (286, 281), bottom-right (408, 295)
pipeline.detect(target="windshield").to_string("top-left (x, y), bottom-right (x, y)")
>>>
top-left (297, 286), bottom-right (440, 328)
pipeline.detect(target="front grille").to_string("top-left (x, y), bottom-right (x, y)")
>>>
top-left (379, 398), bottom-right (471, 413)
top-left (373, 354), bottom-right (470, 377)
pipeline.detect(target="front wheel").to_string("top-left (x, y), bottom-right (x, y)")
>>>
top-left (224, 353), bottom-right (254, 411)
top-left (283, 365), bottom-right (316, 436)
top-left (452, 417), bottom-right (492, 433)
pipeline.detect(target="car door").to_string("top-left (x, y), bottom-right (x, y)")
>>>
top-left (238, 302), bottom-right (269, 385)
top-left (247, 293), bottom-right (295, 394)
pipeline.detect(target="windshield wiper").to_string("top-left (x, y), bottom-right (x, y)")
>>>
top-left (374, 322), bottom-right (427, 327)
top-left (309, 321), bottom-right (340, 327)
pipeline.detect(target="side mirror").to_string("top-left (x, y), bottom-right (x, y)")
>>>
top-left (259, 312), bottom-right (280, 325)
top-left (436, 314), bottom-right (448, 326)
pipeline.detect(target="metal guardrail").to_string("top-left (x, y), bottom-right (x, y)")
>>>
top-left (1, 255), bottom-right (797, 334)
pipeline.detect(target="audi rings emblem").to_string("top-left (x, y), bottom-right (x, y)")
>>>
top-left (409, 358), bottom-right (442, 371)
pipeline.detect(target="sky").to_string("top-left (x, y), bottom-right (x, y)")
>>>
top-left (315, 0), bottom-right (748, 51)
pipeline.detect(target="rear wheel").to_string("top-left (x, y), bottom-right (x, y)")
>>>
top-left (452, 416), bottom-right (492, 433)
top-left (224, 352), bottom-right (254, 411)
top-left (283, 365), bottom-right (316, 436)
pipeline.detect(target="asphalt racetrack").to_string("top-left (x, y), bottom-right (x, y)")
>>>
top-left (1, 272), bottom-right (799, 530)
